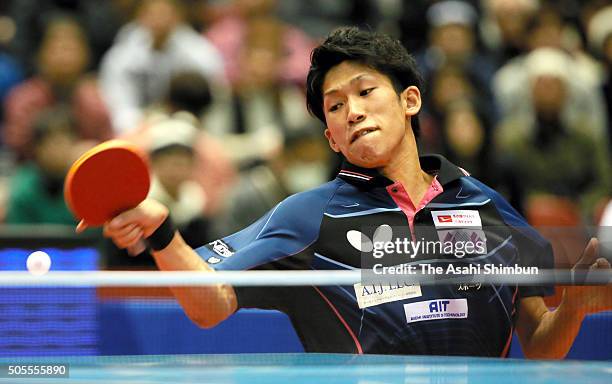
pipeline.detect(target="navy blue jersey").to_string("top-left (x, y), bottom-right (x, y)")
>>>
top-left (196, 155), bottom-right (553, 356)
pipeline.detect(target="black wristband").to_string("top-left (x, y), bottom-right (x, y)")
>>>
top-left (146, 215), bottom-right (176, 251)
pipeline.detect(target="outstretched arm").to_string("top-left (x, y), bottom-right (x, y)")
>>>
top-left (89, 199), bottom-right (237, 328)
top-left (516, 238), bottom-right (612, 359)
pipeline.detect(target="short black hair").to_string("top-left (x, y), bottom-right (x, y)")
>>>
top-left (306, 26), bottom-right (423, 137)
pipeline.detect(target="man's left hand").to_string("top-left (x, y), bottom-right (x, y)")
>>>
top-left (564, 238), bottom-right (612, 316)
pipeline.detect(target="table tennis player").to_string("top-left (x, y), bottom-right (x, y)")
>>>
top-left (95, 27), bottom-right (612, 358)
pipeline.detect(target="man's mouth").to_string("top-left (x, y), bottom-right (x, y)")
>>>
top-left (350, 128), bottom-right (378, 143)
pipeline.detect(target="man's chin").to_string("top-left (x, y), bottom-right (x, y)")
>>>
top-left (347, 153), bottom-right (388, 169)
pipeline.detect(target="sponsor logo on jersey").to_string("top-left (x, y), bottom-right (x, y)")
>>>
top-left (403, 298), bottom-right (468, 323)
top-left (207, 239), bottom-right (235, 258)
top-left (431, 210), bottom-right (482, 228)
top-left (353, 282), bottom-right (422, 308)
top-left (346, 225), bottom-right (393, 256)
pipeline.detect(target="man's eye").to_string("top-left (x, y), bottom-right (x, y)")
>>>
top-left (360, 88), bottom-right (375, 96)
top-left (329, 103), bottom-right (342, 112)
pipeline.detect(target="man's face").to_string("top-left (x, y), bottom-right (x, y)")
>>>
top-left (322, 61), bottom-right (419, 168)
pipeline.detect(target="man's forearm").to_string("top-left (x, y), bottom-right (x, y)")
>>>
top-left (151, 232), bottom-right (237, 328)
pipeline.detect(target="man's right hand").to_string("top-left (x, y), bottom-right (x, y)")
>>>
top-left (77, 198), bottom-right (169, 249)
top-left (89, 198), bottom-right (237, 328)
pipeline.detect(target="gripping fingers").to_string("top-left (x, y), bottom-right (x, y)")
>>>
top-left (104, 221), bottom-right (135, 238)
top-left (106, 223), bottom-right (144, 249)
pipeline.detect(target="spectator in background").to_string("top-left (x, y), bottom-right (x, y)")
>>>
top-left (587, 5), bottom-right (612, 152)
top-left (5, 107), bottom-right (78, 225)
top-left (205, 0), bottom-right (314, 88)
top-left (419, 0), bottom-right (497, 86)
top-left (420, 65), bottom-right (488, 152)
top-left (439, 100), bottom-right (491, 180)
top-left (495, 47), bottom-right (610, 222)
top-left (205, 14), bottom-right (316, 168)
top-left (439, 99), bottom-right (523, 209)
top-left (416, 1), bottom-right (498, 151)
top-left (2, 14), bottom-right (112, 161)
top-left (147, 117), bottom-right (210, 248)
top-left (493, 4), bottom-right (608, 141)
top-left (6, 0), bottom-right (128, 74)
top-left (165, 72), bottom-right (237, 217)
top-left (100, 0), bottom-right (225, 135)
top-left (480, 0), bottom-right (540, 65)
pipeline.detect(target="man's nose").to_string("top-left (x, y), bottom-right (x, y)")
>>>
top-left (347, 99), bottom-right (366, 125)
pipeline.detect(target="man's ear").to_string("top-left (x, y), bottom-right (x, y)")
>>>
top-left (324, 128), bottom-right (341, 153)
top-left (401, 86), bottom-right (422, 118)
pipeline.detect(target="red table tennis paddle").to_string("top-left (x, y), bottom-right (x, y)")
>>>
top-left (65, 140), bottom-right (151, 253)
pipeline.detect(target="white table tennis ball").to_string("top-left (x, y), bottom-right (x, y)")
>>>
top-left (26, 251), bottom-right (51, 275)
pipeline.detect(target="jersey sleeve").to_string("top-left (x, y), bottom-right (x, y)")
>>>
top-left (193, 184), bottom-right (338, 311)
top-left (196, 200), bottom-right (311, 270)
top-left (470, 177), bottom-right (555, 298)
top-left (194, 182), bottom-right (338, 271)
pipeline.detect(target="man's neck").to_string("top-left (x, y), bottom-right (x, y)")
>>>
top-left (381, 149), bottom-right (434, 206)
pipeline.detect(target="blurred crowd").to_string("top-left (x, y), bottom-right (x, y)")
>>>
top-left (0, 0), bottom-right (610, 267)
